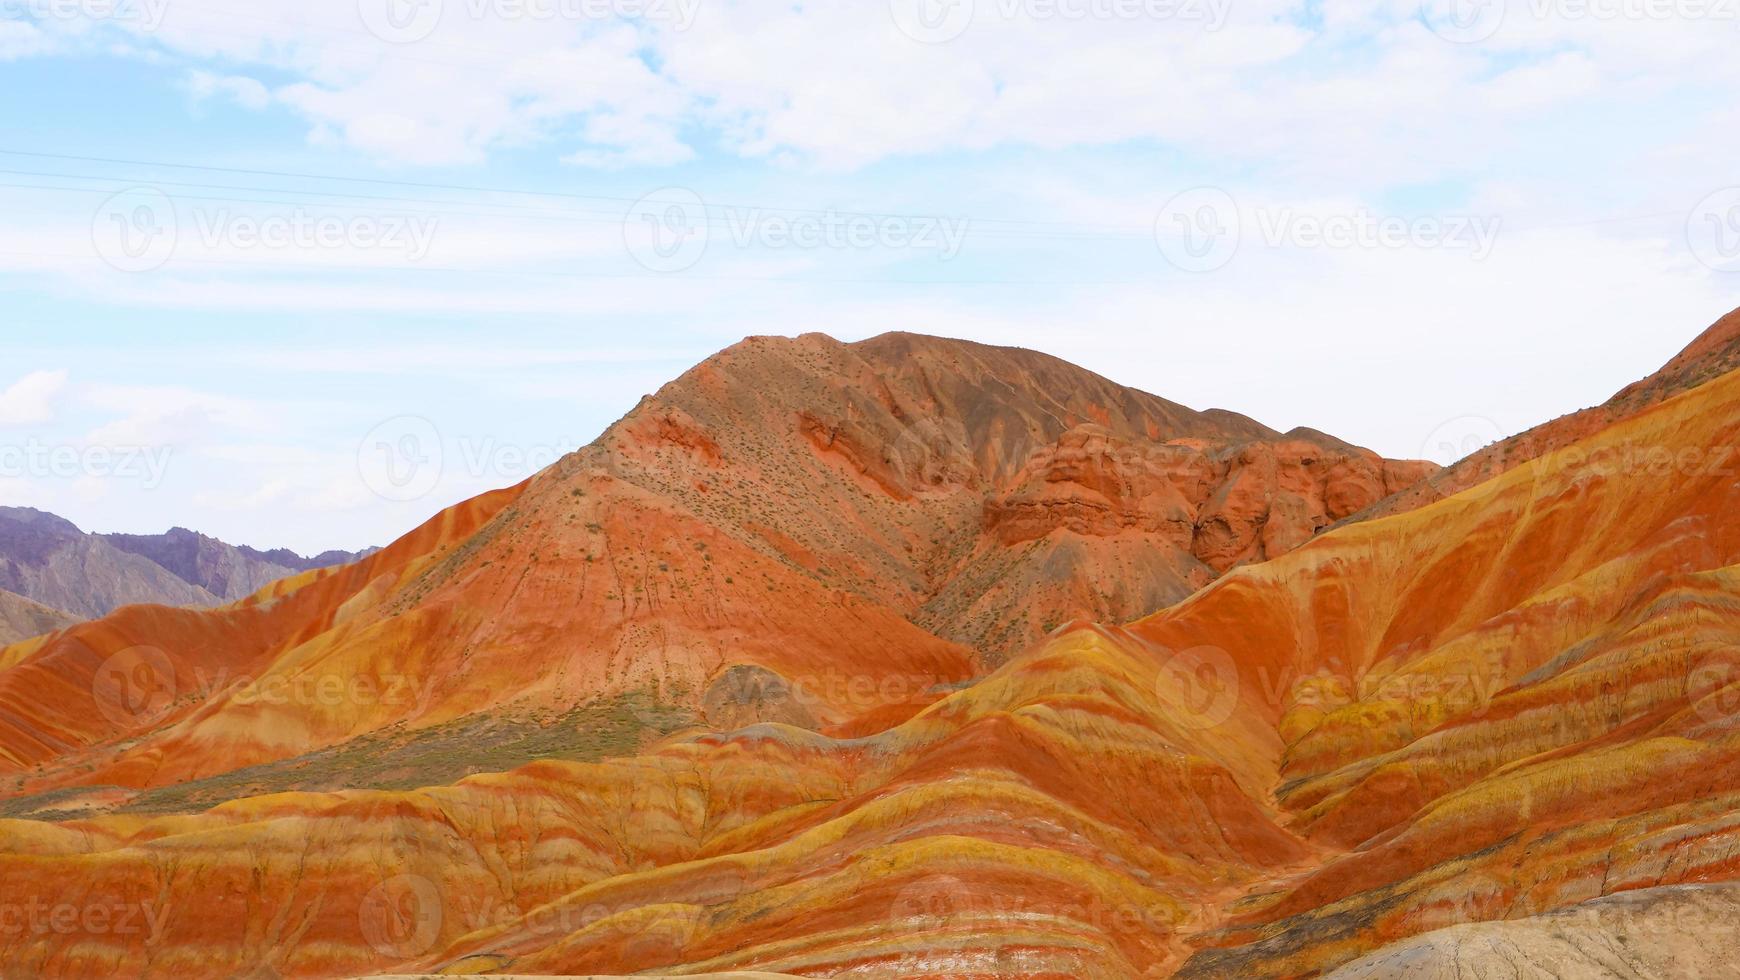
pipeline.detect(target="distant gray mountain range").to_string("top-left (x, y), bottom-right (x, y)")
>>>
top-left (0, 507), bottom-right (374, 644)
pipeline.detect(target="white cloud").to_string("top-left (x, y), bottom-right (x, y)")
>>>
top-left (14, 0), bottom-right (1734, 177)
top-left (0, 370), bottom-right (69, 426)
top-left (186, 69), bottom-right (273, 110)
top-left (0, 18), bottom-right (55, 60)
top-left (81, 383), bottom-right (271, 442)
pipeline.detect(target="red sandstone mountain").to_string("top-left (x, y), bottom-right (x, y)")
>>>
top-left (0, 331), bottom-right (1429, 810)
top-left (2, 312), bottom-right (1739, 977)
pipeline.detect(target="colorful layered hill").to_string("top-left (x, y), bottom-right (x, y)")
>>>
top-left (0, 332), bottom-right (1429, 814)
top-left (2, 312), bottom-right (1738, 978)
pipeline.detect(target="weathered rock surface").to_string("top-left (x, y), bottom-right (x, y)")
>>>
top-left (1326, 884), bottom-right (1740, 979)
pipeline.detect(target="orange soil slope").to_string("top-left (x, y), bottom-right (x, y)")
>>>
top-left (0, 313), bottom-right (1737, 977)
top-left (0, 622), bottom-right (1312, 977)
top-left (1151, 335), bottom-right (1740, 975)
top-left (0, 332), bottom-right (1423, 807)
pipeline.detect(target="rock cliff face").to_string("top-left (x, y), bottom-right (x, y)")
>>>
top-left (953, 424), bottom-right (1433, 651)
top-left (1, 314), bottom-right (1737, 979)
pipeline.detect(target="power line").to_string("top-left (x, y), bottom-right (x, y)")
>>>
top-left (0, 149), bottom-right (1151, 233)
top-left (0, 172), bottom-right (1157, 242)
top-left (0, 150), bottom-right (1694, 241)
top-left (0, 247), bottom-right (1174, 286)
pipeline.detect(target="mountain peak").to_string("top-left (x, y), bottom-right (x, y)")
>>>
top-left (536, 329), bottom-right (1433, 657)
top-left (0, 506), bottom-right (82, 536)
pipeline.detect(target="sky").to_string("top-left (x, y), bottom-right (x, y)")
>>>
top-left (2, 0), bottom-right (1739, 554)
